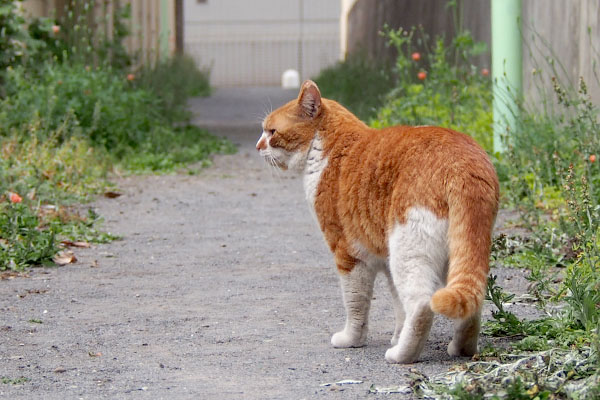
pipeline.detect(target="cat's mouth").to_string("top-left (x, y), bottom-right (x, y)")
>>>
top-left (260, 151), bottom-right (288, 170)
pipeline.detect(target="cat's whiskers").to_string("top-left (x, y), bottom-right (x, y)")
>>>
top-left (257, 149), bottom-right (282, 182)
top-left (267, 152), bottom-right (285, 182)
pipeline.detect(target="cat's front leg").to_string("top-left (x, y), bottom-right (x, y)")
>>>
top-left (331, 262), bottom-right (376, 348)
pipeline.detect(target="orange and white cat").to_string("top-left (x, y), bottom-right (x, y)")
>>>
top-left (256, 80), bottom-right (499, 363)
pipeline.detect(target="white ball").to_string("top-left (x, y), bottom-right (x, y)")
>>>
top-left (281, 69), bottom-right (300, 89)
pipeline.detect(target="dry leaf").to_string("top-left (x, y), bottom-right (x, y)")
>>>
top-left (53, 251), bottom-right (77, 266)
top-left (0, 271), bottom-right (29, 280)
top-left (60, 240), bottom-right (91, 248)
top-left (103, 191), bottom-right (122, 199)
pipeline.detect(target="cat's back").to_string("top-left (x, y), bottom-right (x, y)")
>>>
top-left (340, 124), bottom-right (495, 193)
top-left (369, 124), bottom-right (489, 164)
top-left (335, 124), bottom-right (497, 246)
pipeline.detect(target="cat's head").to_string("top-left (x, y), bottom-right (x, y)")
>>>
top-left (256, 80), bottom-right (323, 171)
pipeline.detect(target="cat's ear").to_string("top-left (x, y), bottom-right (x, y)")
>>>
top-left (297, 80), bottom-right (321, 118)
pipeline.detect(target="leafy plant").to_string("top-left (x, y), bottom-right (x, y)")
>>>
top-left (1, 376), bottom-right (30, 385)
top-left (122, 125), bottom-right (235, 173)
top-left (0, 1), bottom-right (229, 270)
top-left (48, 0), bottom-right (132, 68)
top-left (0, 203), bottom-right (58, 269)
top-left (313, 53), bottom-right (392, 122)
top-left (134, 55), bottom-right (211, 123)
top-left (0, 0), bottom-right (29, 89)
top-left (372, 26), bottom-right (493, 151)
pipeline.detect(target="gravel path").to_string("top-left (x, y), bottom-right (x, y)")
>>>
top-left (1, 88), bottom-right (534, 399)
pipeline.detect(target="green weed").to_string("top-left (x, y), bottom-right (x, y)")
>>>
top-left (313, 53), bottom-right (392, 122)
top-left (122, 125), bottom-right (235, 173)
top-left (1, 376), bottom-right (30, 385)
top-left (134, 55), bottom-right (211, 123)
top-left (0, 203), bottom-right (58, 269)
top-left (372, 26), bottom-right (493, 152)
top-left (0, 2), bottom-right (229, 270)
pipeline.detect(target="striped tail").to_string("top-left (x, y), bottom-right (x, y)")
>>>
top-left (430, 171), bottom-right (499, 320)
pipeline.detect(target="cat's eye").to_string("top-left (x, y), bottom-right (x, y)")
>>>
top-left (269, 129), bottom-right (276, 135)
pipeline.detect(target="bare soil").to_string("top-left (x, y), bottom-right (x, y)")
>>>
top-left (0, 88), bottom-right (537, 399)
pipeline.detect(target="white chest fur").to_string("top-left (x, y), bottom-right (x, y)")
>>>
top-left (303, 133), bottom-right (328, 214)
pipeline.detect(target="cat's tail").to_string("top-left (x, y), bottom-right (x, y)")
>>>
top-left (430, 169), bottom-right (499, 320)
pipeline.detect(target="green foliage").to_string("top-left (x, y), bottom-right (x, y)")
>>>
top-left (123, 125), bottom-right (235, 173)
top-left (134, 55), bottom-right (211, 123)
top-left (313, 53), bottom-right (392, 122)
top-left (1, 376), bottom-right (30, 385)
top-left (503, 77), bottom-right (600, 215)
top-left (0, 61), bottom-right (224, 170)
top-left (0, 0), bottom-right (26, 71)
top-left (0, 134), bottom-right (110, 204)
top-left (36, 0), bottom-right (132, 68)
top-left (498, 72), bottom-right (600, 348)
top-left (0, 2), bottom-right (228, 270)
top-left (0, 199), bottom-right (118, 271)
top-left (1, 63), bottom-right (162, 156)
top-left (372, 26), bottom-right (493, 152)
top-left (0, 203), bottom-right (58, 269)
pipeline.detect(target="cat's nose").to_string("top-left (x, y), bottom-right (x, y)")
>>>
top-left (256, 137), bottom-right (267, 151)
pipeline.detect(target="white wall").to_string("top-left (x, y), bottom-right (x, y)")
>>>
top-left (184, 0), bottom-right (341, 86)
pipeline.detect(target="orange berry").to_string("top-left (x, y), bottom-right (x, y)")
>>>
top-left (590, 154), bottom-right (597, 163)
top-left (127, 73), bottom-right (135, 81)
top-left (417, 71), bottom-right (427, 81)
top-left (411, 52), bottom-right (421, 61)
top-left (481, 68), bottom-right (490, 77)
top-left (9, 192), bottom-right (22, 203)
top-left (52, 25), bottom-right (60, 34)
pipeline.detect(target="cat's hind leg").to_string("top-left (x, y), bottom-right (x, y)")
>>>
top-left (384, 291), bottom-right (434, 363)
top-left (448, 310), bottom-right (481, 357)
top-left (331, 262), bottom-right (377, 348)
top-left (384, 268), bottom-right (405, 346)
top-left (384, 210), bottom-right (448, 363)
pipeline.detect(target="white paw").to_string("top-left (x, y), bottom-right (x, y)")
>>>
top-left (390, 332), bottom-right (400, 346)
top-left (385, 345), bottom-right (417, 364)
top-left (331, 330), bottom-right (366, 348)
top-left (447, 340), bottom-right (477, 357)
top-left (447, 340), bottom-right (461, 357)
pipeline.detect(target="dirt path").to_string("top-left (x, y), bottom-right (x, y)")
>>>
top-left (1, 88), bottom-right (534, 399)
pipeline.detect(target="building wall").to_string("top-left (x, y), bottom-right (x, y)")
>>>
top-left (184, 0), bottom-right (341, 87)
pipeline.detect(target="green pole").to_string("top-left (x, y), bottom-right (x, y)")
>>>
top-left (491, 0), bottom-right (522, 153)
top-left (160, 0), bottom-right (170, 61)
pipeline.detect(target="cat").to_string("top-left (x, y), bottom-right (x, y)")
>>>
top-left (256, 80), bottom-right (499, 363)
